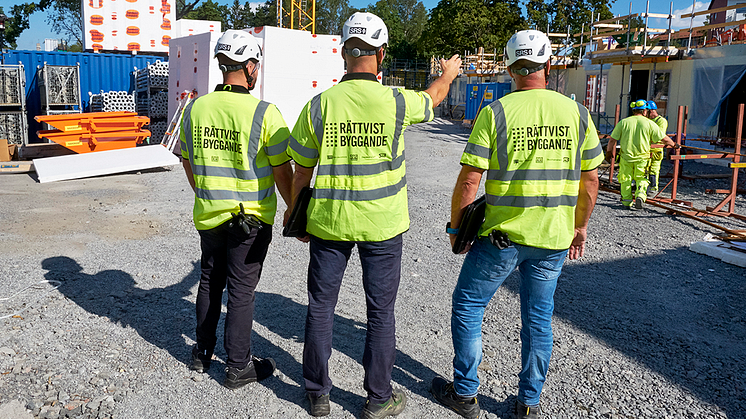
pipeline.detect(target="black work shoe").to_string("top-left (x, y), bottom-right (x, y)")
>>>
top-left (359, 388), bottom-right (407, 419)
top-left (307, 393), bottom-right (331, 417)
top-left (224, 356), bottom-right (276, 389)
top-left (429, 377), bottom-right (479, 419)
top-left (634, 197), bottom-right (644, 209)
top-left (190, 346), bottom-right (212, 373)
top-left (514, 400), bottom-right (540, 419)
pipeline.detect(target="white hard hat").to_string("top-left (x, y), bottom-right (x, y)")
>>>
top-left (504, 30), bottom-right (552, 67)
top-left (214, 29), bottom-right (262, 63)
top-left (341, 12), bottom-right (389, 48)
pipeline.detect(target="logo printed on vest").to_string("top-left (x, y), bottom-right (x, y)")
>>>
top-left (512, 125), bottom-right (573, 152)
top-left (194, 125), bottom-right (243, 153)
top-left (337, 121), bottom-right (388, 147)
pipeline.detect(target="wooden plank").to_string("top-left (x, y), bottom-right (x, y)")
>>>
top-left (593, 13), bottom-right (639, 25)
top-left (730, 162), bottom-right (746, 168)
top-left (0, 161), bottom-right (34, 174)
top-left (684, 18), bottom-right (746, 33)
top-left (682, 2), bottom-right (746, 18)
top-left (642, 12), bottom-right (673, 18)
top-left (594, 23), bottom-right (625, 29)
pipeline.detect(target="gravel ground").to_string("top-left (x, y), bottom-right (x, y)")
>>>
top-left (0, 117), bottom-right (745, 419)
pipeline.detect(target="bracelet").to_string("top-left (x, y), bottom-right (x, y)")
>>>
top-left (446, 222), bottom-right (459, 235)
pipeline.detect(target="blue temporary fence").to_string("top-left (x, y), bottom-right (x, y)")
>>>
top-left (1, 50), bottom-right (166, 144)
top-left (465, 82), bottom-right (511, 121)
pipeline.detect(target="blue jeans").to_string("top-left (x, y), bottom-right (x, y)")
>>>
top-left (451, 237), bottom-right (567, 406)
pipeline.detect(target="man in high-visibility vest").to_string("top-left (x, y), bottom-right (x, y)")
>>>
top-left (287, 12), bottom-right (461, 418)
top-left (606, 99), bottom-right (676, 210)
top-left (646, 100), bottom-right (668, 192)
top-left (181, 30), bottom-right (294, 389)
top-left (430, 30), bottom-right (603, 419)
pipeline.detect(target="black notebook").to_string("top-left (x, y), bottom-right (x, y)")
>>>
top-left (452, 195), bottom-right (486, 254)
top-left (282, 187), bottom-right (313, 237)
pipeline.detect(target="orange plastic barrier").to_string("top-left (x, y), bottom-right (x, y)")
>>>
top-left (35, 112), bottom-right (151, 154)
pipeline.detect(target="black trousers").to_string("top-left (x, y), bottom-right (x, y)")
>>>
top-left (195, 219), bottom-right (271, 369)
top-left (303, 234), bottom-right (403, 403)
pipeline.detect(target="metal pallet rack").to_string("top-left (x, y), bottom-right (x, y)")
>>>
top-left (37, 63), bottom-right (83, 135)
top-left (0, 64), bottom-right (29, 145)
top-left (134, 61), bottom-right (168, 144)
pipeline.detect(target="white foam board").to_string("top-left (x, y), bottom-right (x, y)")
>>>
top-left (174, 19), bottom-right (221, 37)
top-left (33, 146), bottom-right (180, 183)
top-left (82, 0), bottom-right (174, 53)
top-left (689, 240), bottom-right (746, 268)
top-left (168, 27), bottom-right (345, 136)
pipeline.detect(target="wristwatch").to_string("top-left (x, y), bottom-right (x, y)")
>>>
top-left (446, 222), bottom-right (459, 235)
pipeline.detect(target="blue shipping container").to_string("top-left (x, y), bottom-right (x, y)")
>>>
top-left (1, 50), bottom-right (167, 144)
top-left (465, 82), bottom-right (511, 121)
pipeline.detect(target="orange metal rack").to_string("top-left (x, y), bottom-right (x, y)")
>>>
top-left (35, 112), bottom-right (151, 154)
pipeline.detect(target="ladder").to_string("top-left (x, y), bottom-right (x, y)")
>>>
top-left (161, 90), bottom-right (196, 153)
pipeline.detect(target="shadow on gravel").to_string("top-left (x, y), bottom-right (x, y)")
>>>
top-left (503, 250), bottom-right (746, 415)
top-left (43, 256), bottom-right (199, 375)
top-left (418, 119), bottom-right (471, 145)
top-left (252, 292), bottom-right (501, 415)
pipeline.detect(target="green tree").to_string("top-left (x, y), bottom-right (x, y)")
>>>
top-left (420, 0), bottom-right (525, 58)
top-left (367, 0), bottom-right (427, 60)
top-left (185, 0), bottom-right (229, 29)
top-left (0, 2), bottom-right (51, 50)
top-left (317, 0), bottom-right (354, 35)
top-left (250, 0), bottom-right (277, 27)
top-left (176, 0), bottom-right (203, 20)
top-left (45, 0), bottom-right (82, 46)
top-left (225, 0), bottom-right (252, 29)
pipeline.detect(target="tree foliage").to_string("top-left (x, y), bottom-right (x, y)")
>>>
top-left (0, 1), bottom-right (51, 50)
top-left (45, 0), bottom-right (82, 46)
top-left (420, 0), bottom-right (525, 57)
top-left (366, 0), bottom-right (427, 60)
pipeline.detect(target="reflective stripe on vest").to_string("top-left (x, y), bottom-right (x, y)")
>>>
top-left (308, 88), bottom-right (407, 197)
top-left (195, 185), bottom-right (275, 202)
top-left (485, 100), bottom-right (587, 207)
top-left (183, 100), bottom-right (272, 181)
top-left (313, 175), bottom-right (407, 201)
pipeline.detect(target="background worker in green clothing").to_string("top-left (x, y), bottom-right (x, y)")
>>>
top-left (287, 12), bottom-right (461, 419)
top-left (606, 99), bottom-right (676, 210)
top-left (646, 100), bottom-right (668, 192)
top-left (181, 30), bottom-right (294, 389)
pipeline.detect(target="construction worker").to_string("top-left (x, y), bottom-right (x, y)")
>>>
top-left (180, 30), bottom-right (294, 389)
top-left (646, 100), bottom-right (668, 192)
top-left (430, 30), bottom-right (604, 419)
top-left (287, 12), bottom-right (461, 419)
top-left (606, 99), bottom-right (676, 210)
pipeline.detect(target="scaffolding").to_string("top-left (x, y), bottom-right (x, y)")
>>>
top-left (277, 0), bottom-right (315, 34)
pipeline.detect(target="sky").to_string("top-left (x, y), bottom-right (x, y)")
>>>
top-left (2, 0), bottom-right (709, 51)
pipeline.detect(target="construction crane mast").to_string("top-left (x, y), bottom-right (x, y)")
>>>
top-left (277, 0), bottom-right (316, 34)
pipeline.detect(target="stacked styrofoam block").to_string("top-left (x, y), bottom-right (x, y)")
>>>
top-left (167, 27), bottom-right (344, 137)
top-left (149, 91), bottom-right (168, 118)
top-left (167, 31), bottom-right (222, 126)
top-left (247, 26), bottom-right (344, 127)
top-left (90, 91), bottom-right (136, 113)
